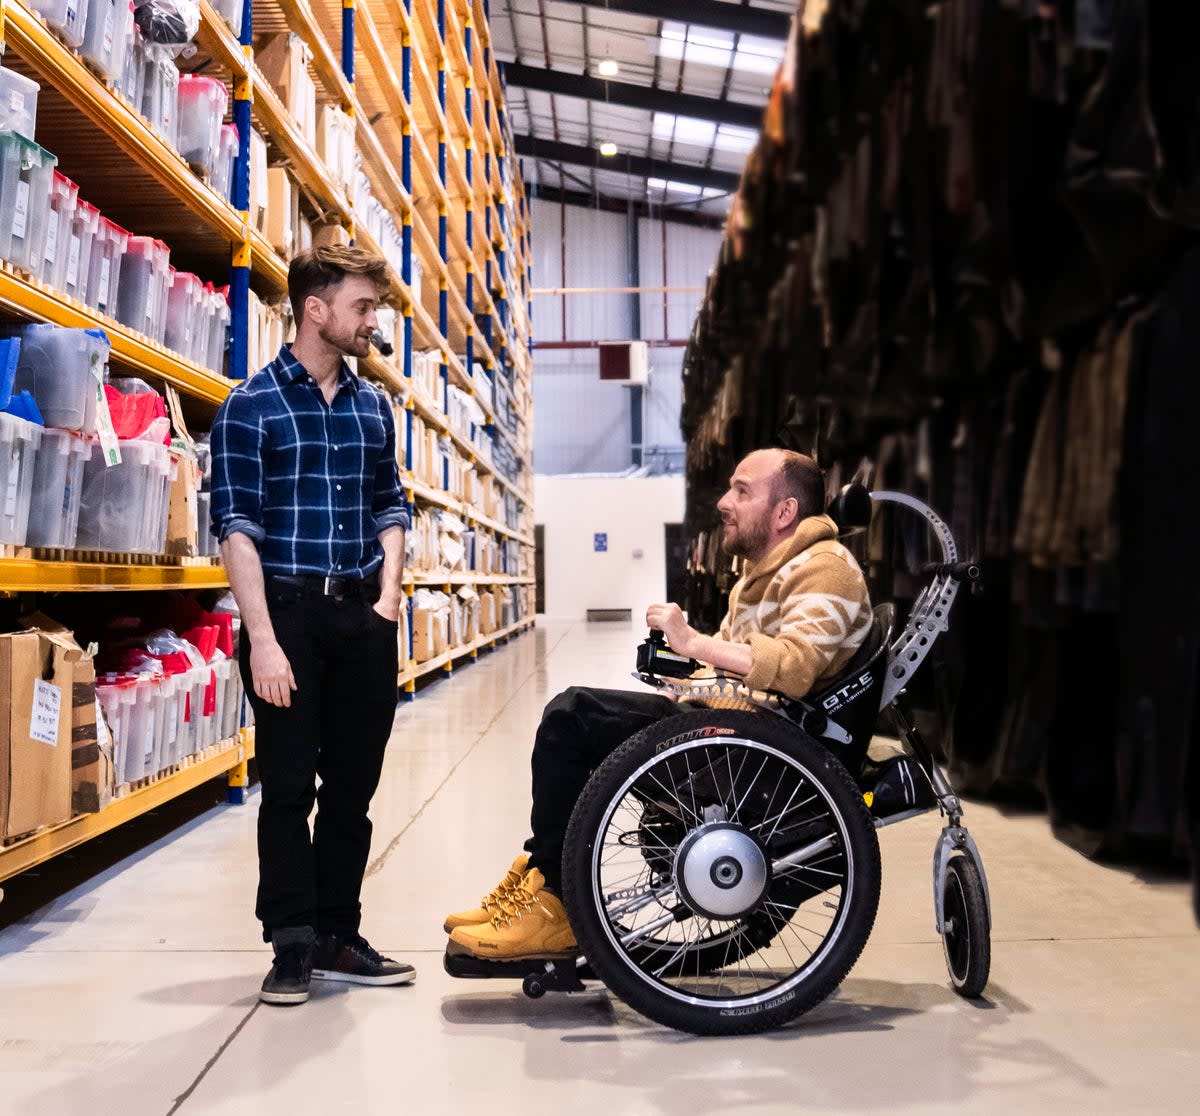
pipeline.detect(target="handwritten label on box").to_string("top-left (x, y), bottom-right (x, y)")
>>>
top-left (30, 680), bottom-right (62, 747)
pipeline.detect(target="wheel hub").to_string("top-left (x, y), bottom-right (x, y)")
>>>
top-left (674, 822), bottom-right (770, 919)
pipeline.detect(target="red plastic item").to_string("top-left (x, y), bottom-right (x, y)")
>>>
top-left (182, 624), bottom-right (219, 663)
top-left (105, 383), bottom-right (169, 441)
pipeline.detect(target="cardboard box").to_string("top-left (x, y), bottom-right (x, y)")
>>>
top-left (266, 167), bottom-right (298, 256)
top-left (479, 591), bottom-right (497, 636)
top-left (412, 608), bottom-right (436, 663)
top-left (256, 33), bottom-right (317, 145)
top-left (166, 451), bottom-right (200, 557)
top-left (72, 657), bottom-right (113, 814)
top-left (0, 630), bottom-right (77, 838)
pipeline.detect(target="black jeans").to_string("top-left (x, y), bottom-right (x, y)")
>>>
top-left (524, 686), bottom-right (684, 891)
top-left (240, 584), bottom-right (399, 942)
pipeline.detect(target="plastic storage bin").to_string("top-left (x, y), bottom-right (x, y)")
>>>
top-left (85, 216), bottom-right (128, 319)
top-left (0, 412), bottom-right (42, 545)
top-left (212, 0), bottom-right (244, 37)
top-left (210, 123), bottom-right (239, 202)
top-left (177, 75), bottom-right (228, 178)
top-left (198, 283), bottom-right (229, 374)
top-left (0, 67), bottom-right (39, 140)
top-left (0, 132), bottom-right (57, 271)
top-left (28, 0), bottom-right (89, 50)
top-left (164, 269), bottom-right (202, 360)
top-left (26, 427), bottom-right (91, 548)
top-left (80, 0), bottom-right (132, 85)
top-left (95, 677), bottom-right (134, 784)
top-left (63, 198), bottom-right (99, 302)
top-left (40, 172), bottom-right (78, 289)
top-left (119, 20), bottom-right (144, 107)
top-left (7, 325), bottom-right (109, 432)
top-left (141, 53), bottom-right (179, 148)
top-left (77, 436), bottom-right (170, 553)
top-left (116, 235), bottom-right (170, 340)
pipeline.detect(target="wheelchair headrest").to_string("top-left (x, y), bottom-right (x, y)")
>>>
top-left (827, 483), bottom-right (872, 534)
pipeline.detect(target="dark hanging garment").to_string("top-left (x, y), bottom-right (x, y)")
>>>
top-left (1114, 248), bottom-right (1200, 900)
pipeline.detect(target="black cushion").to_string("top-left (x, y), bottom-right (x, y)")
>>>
top-left (827, 483), bottom-right (872, 533)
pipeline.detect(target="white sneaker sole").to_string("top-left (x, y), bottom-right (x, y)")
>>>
top-left (259, 988), bottom-right (310, 1005)
top-left (311, 968), bottom-right (416, 986)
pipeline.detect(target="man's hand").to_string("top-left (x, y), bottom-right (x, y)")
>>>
top-left (646, 602), bottom-right (697, 658)
top-left (251, 639), bottom-right (298, 708)
top-left (373, 593), bottom-right (402, 622)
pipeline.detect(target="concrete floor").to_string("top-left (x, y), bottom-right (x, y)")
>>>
top-left (0, 619), bottom-right (1196, 1115)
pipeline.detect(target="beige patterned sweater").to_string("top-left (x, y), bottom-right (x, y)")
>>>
top-left (718, 514), bottom-right (873, 700)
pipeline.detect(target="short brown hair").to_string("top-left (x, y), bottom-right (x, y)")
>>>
top-left (769, 450), bottom-right (826, 520)
top-left (288, 245), bottom-right (390, 326)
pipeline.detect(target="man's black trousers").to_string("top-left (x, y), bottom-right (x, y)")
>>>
top-left (240, 584), bottom-right (399, 942)
top-left (524, 686), bottom-right (686, 892)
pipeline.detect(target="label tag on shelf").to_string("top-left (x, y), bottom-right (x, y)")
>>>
top-left (67, 235), bottom-right (81, 289)
top-left (93, 375), bottom-right (121, 467)
top-left (30, 680), bottom-right (62, 747)
top-left (5, 448), bottom-right (19, 518)
top-left (13, 182), bottom-right (30, 241)
top-left (43, 213), bottom-right (59, 267)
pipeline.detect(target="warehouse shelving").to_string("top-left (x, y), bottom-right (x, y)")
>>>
top-left (0, 0), bottom-right (534, 881)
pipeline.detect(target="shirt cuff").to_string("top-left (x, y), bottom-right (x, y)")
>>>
top-left (376, 507), bottom-right (411, 534)
top-left (217, 517), bottom-right (266, 545)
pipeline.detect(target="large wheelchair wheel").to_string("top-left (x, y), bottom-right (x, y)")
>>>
top-left (562, 711), bottom-right (881, 1035)
top-left (941, 854), bottom-right (990, 998)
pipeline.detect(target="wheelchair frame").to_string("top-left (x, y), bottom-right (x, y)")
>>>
top-left (445, 488), bottom-right (993, 1029)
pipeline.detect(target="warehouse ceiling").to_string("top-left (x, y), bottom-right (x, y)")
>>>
top-left (490, 1), bottom-right (794, 219)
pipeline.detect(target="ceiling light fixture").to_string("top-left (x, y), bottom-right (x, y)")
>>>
top-left (597, 58), bottom-right (619, 77)
top-left (599, 141), bottom-right (618, 157)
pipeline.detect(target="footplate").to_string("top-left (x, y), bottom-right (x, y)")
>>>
top-left (443, 948), bottom-right (594, 993)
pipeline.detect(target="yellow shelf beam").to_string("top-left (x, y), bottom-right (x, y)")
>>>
top-left (0, 557), bottom-right (229, 592)
top-left (0, 732), bottom-right (254, 885)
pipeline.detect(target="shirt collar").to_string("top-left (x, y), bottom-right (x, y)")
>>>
top-left (273, 344), bottom-right (361, 394)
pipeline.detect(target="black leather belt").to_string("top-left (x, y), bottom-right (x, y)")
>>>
top-left (267, 573), bottom-right (379, 600)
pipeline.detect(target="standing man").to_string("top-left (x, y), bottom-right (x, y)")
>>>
top-left (211, 245), bottom-right (415, 1005)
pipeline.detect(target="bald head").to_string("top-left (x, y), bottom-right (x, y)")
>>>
top-left (715, 449), bottom-right (826, 561)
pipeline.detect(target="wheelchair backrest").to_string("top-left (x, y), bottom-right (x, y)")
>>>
top-left (805, 603), bottom-right (896, 771)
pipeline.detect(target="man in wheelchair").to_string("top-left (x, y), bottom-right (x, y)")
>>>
top-left (445, 448), bottom-right (933, 963)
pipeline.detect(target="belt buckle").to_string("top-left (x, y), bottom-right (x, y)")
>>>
top-left (324, 575), bottom-right (344, 598)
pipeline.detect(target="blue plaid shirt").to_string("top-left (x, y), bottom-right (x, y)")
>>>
top-left (210, 345), bottom-right (410, 579)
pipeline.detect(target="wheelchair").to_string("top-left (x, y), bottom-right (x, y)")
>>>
top-left (445, 486), bottom-right (992, 1036)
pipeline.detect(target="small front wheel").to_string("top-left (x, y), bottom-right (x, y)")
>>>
top-left (941, 854), bottom-right (990, 998)
top-left (522, 974), bottom-right (546, 999)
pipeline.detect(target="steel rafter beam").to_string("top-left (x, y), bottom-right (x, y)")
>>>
top-left (563, 1), bottom-right (791, 39)
top-left (502, 62), bottom-right (763, 130)
top-left (513, 134), bottom-right (741, 193)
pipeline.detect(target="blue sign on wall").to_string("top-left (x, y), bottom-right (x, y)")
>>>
top-left (594, 533), bottom-right (608, 552)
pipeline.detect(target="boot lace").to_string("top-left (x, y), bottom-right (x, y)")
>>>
top-left (488, 879), bottom-right (539, 928)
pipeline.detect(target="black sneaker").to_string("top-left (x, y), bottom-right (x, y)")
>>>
top-left (865, 755), bottom-right (938, 820)
top-left (260, 943), bottom-right (314, 1005)
top-left (312, 932), bottom-right (416, 986)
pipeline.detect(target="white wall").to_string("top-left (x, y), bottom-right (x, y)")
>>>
top-left (536, 474), bottom-right (686, 622)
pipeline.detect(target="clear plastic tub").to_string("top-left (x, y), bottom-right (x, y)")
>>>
top-left (28, 0), bottom-right (90, 50)
top-left (26, 427), bottom-right (91, 548)
top-left (200, 283), bottom-right (229, 374)
top-left (0, 412), bottom-right (41, 545)
top-left (220, 659), bottom-right (241, 741)
top-left (119, 18), bottom-right (144, 108)
top-left (40, 172), bottom-right (78, 290)
top-left (0, 132), bottom-right (57, 271)
top-left (212, 0), bottom-right (243, 37)
top-left (63, 198), bottom-right (99, 302)
top-left (95, 677), bottom-right (134, 784)
top-left (80, 0), bottom-right (130, 85)
top-left (177, 75), bottom-right (228, 178)
top-left (122, 676), bottom-right (155, 781)
top-left (210, 123), bottom-right (239, 202)
top-left (165, 269), bottom-right (202, 360)
top-left (85, 216), bottom-right (128, 319)
top-left (77, 436), bottom-right (170, 553)
top-left (116, 235), bottom-right (170, 340)
top-left (140, 53), bottom-right (179, 148)
top-left (0, 67), bottom-right (40, 140)
top-left (7, 325), bottom-right (109, 432)
top-left (156, 672), bottom-right (182, 767)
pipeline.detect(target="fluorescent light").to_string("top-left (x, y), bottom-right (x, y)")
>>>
top-left (714, 123), bottom-right (759, 153)
top-left (597, 58), bottom-right (619, 77)
top-left (599, 141), bottom-right (618, 157)
top-left (647, 177), bottom-right (704, 197)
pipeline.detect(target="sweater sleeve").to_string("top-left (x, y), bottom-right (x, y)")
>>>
top-left (740, 552), bottom-right (872, 699)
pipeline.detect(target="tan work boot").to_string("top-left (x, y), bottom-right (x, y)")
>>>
top-left (443, 853), bottom-right (530, 933)
top-left (448, 867), bottom-right (578, 961)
